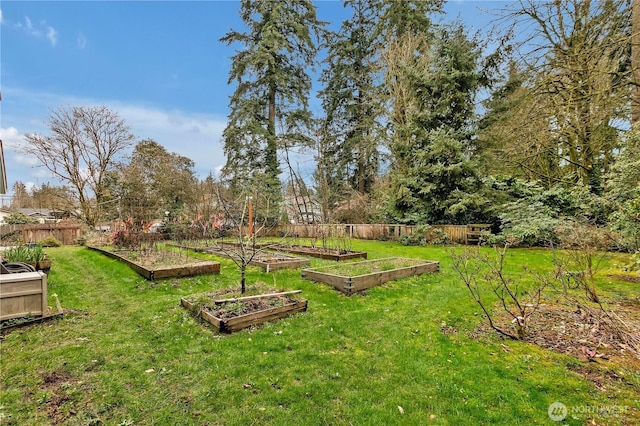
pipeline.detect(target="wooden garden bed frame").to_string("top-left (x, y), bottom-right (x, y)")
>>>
top-left (302, 257), bottom-right (439, 294)
top-left (88, 246), bottom-right (220, 280)
top-left (170, 243), bottom-right (310, 272)
top-left (273, 244), bottom-right (367, 261)
top-left (181, 292), bottom-right (308, 333)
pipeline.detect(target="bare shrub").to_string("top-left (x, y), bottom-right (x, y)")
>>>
top-left (552, 220), bottom-right (616, 303)
top-left (551, 221), bottom-right (640, 358)
top-left (451, 243), bottom-right (550, 340)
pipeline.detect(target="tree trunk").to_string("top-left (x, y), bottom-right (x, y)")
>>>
top-left (241, 262), bottom-right (247, 294)
top-left (267, 81), bottom-right (278, 179)
top-left (633, 0), bottom-right (640, 126)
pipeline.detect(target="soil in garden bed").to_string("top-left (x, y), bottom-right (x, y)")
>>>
top-left (308, 257), bottom-right (431, 277)
top-left (88, 246), bottom-right (220, 280)
top-left (203, 295), bottom-right (295, 320)
top-left (183, 284), bottom-right (302, 320)
top-left (273, 244), bottom-right (367, 260)
top-left (171, 242), bottom-right (310, 271)
top-left (94, 246), bottom-right (204, 268)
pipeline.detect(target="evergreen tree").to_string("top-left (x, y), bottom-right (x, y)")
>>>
top-left (385, 24), bottom-right (487, 224)
top-left (318, 0), bottom-right (384, 197)
top-left (220, 0), bottom-right (326, 222)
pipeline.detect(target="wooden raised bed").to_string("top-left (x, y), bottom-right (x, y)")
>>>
top-left (1, 271), bottom-right (48, 320)
top-left (181, 291), bottom-right (307, 333)
top-left (88, 246), bottom-right (220, 280)
top-left (171, 243), bottom-right (310, 272)
top-left (273, 245), bottom-right (367, 261)
top-left (302, 257), bottom-right (439, 294)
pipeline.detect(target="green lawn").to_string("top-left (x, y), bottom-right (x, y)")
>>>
top-left (1, 241), bottom-right (638, 425)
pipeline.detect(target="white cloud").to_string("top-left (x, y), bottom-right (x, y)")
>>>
top-left (77, 32), bottom-right (87, 49)
top-left (113, 103), bottom-right (228, 178)
top-left (0, 127), bottom-right (40, 167)
top-left (14, 15), bottom-right (58, 46)
top-left (0, 126), bottom-right (23, 149)
top-left (2, 87), bottom-right (231, 195)
top-left (47, 26), bottom-right (57, 46)
top-left (0, 9), bottom-right (4, 24)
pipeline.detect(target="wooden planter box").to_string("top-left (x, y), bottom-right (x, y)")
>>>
top-left (0, 271), bottom-right (48, 320)
top-left (171, 244), bottom-right (310, 272)
top-left (88, 246), bottom-right (220, 280)
top-left (274, 245), bottom-right (367, 261)
top-left (181, 294), bottom-right (307, 333)
top-left (302, 257), bottom-right (439, 294)
top-left (24, 259), bottom-right (52, 274)
top-left (246, 255), bottom-right (310, 272)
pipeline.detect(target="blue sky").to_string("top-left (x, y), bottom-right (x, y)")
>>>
top-left (0, 0), bottom-right (506, 201)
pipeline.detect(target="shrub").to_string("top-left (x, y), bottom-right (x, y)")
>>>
top-left (451, 244), bottom-right (550, 340)
top-left (38, 235), bottom-right (63, 247)
top-left (398, 227), bottom-right (427, 246)
top-left (430, 228), bottom-right (451, 245)
top-left (623, 251), bottom-right (640, 273)
top-left (3, 212), bottom-right (39, 224)
top-left (75, 235), bottom-right (87, 246)
top-left (2, 245), bottom-right (47, 262)
top-left (490, 178), bottom-right (605, 247)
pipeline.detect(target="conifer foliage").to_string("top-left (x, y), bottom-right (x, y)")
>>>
top-left (220, 0), bottom-right (326, 221)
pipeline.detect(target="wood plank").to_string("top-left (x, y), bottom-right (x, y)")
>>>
top-left (214, 290), bottom-right (302, 304)
top-left (224, 300), bottom-right (307, 332)
top-left (200, 309), bottom-right (222, 328)
top-left (198, 300), bottom-right (307, 333)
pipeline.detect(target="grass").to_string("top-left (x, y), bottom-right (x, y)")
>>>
top-left (1, 240), bottom-right (638, 425)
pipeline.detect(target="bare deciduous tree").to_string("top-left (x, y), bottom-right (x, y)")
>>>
top-left (22, 106), bottom-right (135, 226)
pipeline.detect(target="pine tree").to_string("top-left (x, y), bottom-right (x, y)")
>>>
top-left (385, 24), bottom-right (487, 224)
top-left (318, 0), bottom-right (384, 197)
top-left (220, 0), bottom-right (326, 222)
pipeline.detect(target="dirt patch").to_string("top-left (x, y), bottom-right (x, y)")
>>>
top-left (609, 273), bottom-right (640, 284)
top-left (41, 371), bottom-right (73, 425)
top-left (274, 244), bottom-right (367, 261)
top-left (110, 247), bottom-right (202, 268)
top-left (525, 303), bottom-right (640, 365)
top-left (470, 302), bottom-right (640, 367)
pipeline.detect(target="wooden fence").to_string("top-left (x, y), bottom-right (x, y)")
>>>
top-left (1, 223), bottom-right (83, 245)
top-left (1, 222), bottom-right (488, 246)
top-left (253, 223), bottom-right (491, 245)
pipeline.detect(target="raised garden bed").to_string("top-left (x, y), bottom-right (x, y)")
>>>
top-left (181, 289), bottom-right (307, 333)
top-left (171, 243), bottom-right (310, 272)
top-left (273, 244), bottom-right (367, 261)
top-left (302, 257), bottom-right (439, 294)
top-left (88, 246), bottom-right (220, 280)
top-left (0, 271), bottom-right (48, 321)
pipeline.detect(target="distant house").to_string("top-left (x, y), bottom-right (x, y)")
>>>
top-left (15, 208), bottom-right (64, 224)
